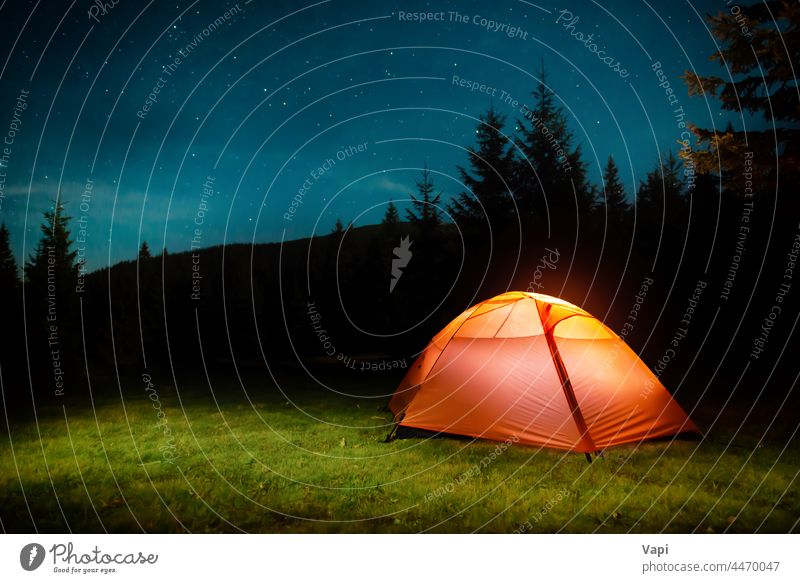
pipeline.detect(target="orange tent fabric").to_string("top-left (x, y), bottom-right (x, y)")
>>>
top-left (389, 292), bottom-right (699, 453)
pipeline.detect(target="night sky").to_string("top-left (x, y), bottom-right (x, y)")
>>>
top-left (0, 0), bottom-right (757, 271)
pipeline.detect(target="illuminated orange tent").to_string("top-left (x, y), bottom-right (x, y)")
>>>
top-left (389, 292), bottom-right (698, 456)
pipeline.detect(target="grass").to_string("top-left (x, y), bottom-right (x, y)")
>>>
top-left (1, 370), bottom-right (797, 533)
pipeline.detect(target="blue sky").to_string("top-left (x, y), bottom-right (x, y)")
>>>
top-left (0, 0), bottom-right (761, 270)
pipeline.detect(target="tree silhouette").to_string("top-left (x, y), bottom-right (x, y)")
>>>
top-left (0, 223), bottom-right (19, 291)
top-left (450, 104), bottom-right (516, 231)
top-left (0, 223), bottom-right (23, 389)
top-left (406, 164), bottom-right (443, 231)
top-left (515, 62), bottom-right (592, 223)
top-left (382, 200), bottom-right (400, 226)
top-left (636, 152), bottom-right (686, 227)
top-left (21, 200), bottom-right (79, 392)
top-left (24, 200), bottom-right (78, 292)
top-left (682, 1), bottom-right (799, 182)
top-left (139, 241), bottom-right (152, 259)
top-left (596, 156), bottom-right (630, 226)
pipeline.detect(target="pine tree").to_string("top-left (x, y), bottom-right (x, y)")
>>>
top-left (681, 1), bottom-right (799, 182)
top-left (0, 223), bottom-right (19, 291)
top-left (596, 156), bottom-right (630, 225)
top-left (382, 200), bottom-right (400, 226)
top-left (450, 104), bottom-right (516, 230)
top-left (138, 241), bottom-right (152, 259)
top-left (406, 164), bottom-right (443, 230)
top-left (0, 223), bottom-right (22, 378)
top-left (22, 201), bottom-right (79, 388)
top-left (514, 62), bottom-right (592, 222)
top-left (24, 200), bottom-right (78, 292)
top-left (636, 152), bottom-right (686, 224)
top-left (332, 218), bottom-right (345, 235)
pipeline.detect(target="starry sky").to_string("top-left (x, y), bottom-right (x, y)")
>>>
top-left (0, 0), bottom-right (759, 270)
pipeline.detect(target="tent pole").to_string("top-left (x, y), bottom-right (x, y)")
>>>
top-left (543, 327), bottom-right (597, 458)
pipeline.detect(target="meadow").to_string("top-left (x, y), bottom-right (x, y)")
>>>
top-left (1, 370), bottom-right (797, 533)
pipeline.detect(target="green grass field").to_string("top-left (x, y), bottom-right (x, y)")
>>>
top-left (1, 371), bottom-right (797, 533)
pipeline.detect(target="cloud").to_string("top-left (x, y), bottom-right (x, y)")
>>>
top-left (373, 176), bottom-right (411, 198)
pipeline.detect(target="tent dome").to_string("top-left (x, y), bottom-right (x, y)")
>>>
top-left (388, 292), bottom-right (699, 453)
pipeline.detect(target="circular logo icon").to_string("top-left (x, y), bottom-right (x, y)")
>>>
top-left (20, 543), bottom-right (46, 571)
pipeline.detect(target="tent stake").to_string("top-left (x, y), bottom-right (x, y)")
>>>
top-left (384, 411), bottom-right (406, 442)
top-left (384, 424), bottom-right (398, 442)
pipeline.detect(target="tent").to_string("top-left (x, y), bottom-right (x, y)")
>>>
top-left (388, 291), bottom-right (699, 457)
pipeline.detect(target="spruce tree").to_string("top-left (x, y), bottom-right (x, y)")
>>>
top-left (636, 152), bottom-right (686, 225)
top-left (0, 223), bottom-right (19, 291)
top-left (24, 200), bottom-right (78, 293)
top-left (597, 156), bottom-right (630, 225)
top-left (682, 1), bottom-right (799, 182)
top-left (23, 201), bottom-right (79, 389)
top-left (139, 241), bottom-right (152, 259)
top-left (382, 200), bottom-right (400, 226)
top-left (406, 164), bottom-right (443, 231)
top-left (450, 104), bottom-right (516, 230)
top-left (0, 223), bottom-right (22, 377)
top-left (515, 63), bottom-right (592, 222)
